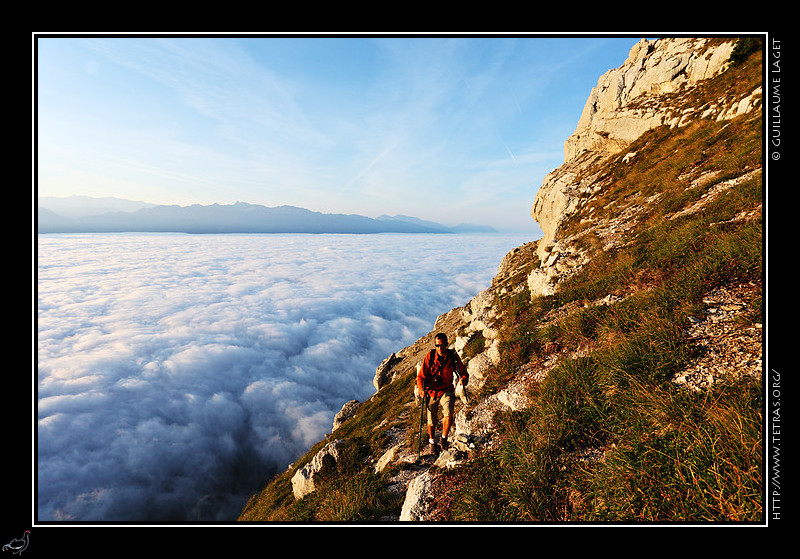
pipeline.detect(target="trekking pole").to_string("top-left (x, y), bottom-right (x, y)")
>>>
top-left (418, 382), bottom-right (428, 458)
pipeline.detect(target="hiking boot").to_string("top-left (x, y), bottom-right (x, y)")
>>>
top-left (440, 437), bottom-right (449, 451)
top-left (428, 440), bottom-right (439, 454)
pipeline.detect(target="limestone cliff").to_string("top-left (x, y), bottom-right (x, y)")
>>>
top-left (529, 37), bottom-right (762, 296)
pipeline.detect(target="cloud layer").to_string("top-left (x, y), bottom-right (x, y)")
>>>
top-left (37, 232), bottom-right (530, 521)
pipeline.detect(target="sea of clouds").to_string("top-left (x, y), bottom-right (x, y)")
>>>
top-left (36, 232), bottom-right (532, 522)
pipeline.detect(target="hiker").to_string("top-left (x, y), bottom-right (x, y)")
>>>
top-left (416, 332), bottom-right (468, 453)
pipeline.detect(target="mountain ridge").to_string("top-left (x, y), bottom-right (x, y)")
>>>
top-left (36, 198), bottom-right (498, 235)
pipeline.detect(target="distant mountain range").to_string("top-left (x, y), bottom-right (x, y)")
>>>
top-left (36, 196), bottom-right (497, 235)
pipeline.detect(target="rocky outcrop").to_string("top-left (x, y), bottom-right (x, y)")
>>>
top-left (563, 38), bottom-right (737, 162)
top-left (332, 400), bottom-right (360, 431)
top-left (291, 439), bottom-right (347, 499)
top-left (530, 37), bottom-right (762, 292)
top-left (399, 471), bottom-right (433, 521)
top-left (373, 352), bottom-right (403, 391)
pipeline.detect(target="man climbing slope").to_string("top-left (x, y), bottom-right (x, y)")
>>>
top-left (416, 333), bottom-right (468, 453)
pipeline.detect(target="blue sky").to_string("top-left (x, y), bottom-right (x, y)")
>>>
top-left (35, 34), bottom-right (642, 232)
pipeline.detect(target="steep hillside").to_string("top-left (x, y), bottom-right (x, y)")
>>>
top-left (237, 37), bottom-right (764, 523)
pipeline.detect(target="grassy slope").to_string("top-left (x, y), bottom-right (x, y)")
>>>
top-left (434, 43), bottom-right (764, 523)
top-left (238, 41), bottom-right (764, 523)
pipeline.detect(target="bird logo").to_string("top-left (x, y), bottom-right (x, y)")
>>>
top-left (2, 531), bottom-right (29, 555)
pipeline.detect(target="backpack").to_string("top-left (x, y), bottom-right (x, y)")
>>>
top-left (426, 348), bottom-right (461, 387)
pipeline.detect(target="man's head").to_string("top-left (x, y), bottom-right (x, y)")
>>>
top-left (434, 333), bottom-right (448, 356)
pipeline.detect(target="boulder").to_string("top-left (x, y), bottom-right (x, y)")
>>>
top-left (373, 352), bottom-right (403, 391)
top-left (374, 444), bottom-right (401, 473)
top-left (332, 400), bottom-right (360, 431)
top-left (466, 352), bottom-right (490, 389)
top-left (291, 439), bottom-right (347, 500)
top-left (399, 471), bottom-right (433, 521)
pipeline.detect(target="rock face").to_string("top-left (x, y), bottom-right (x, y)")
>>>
top-left (530, 37), bottom-right (760, 290)
top-left (564, 38), bottom-right (736, 162)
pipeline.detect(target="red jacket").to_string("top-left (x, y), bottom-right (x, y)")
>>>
top-left (417, 348), bottom-right (468, 399)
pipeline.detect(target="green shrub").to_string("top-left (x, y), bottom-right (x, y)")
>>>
top-left (729, 37), bottom-right (763, 66)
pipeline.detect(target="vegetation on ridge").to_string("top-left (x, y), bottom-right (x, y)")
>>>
top-left (238, 40), bottom-right (764, 523)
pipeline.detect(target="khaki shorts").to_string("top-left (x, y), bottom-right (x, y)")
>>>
top-left (426, 391), bottom-right (454, 426)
